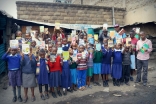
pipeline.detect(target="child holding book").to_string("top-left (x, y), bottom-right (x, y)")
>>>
top-left (112, 44), bottom-right (122, 86)
top-left (62, 38), bottom-right (72, 95)
top-left (77, 45), bottom-right (88, 91)
top-left (69, 48), bottom-right (77, 91)
top-left (2, 48), bottom-right (23, 102)
top-left (37, 49), bottom-right (49, 100)
top-left (48, 47), bottom-right (62, 98)
top-left (101, 43), bottom-right (112, 87)
top-left (21, 51), bottom-right (37, 103)
top-left (31, 40), bottom-right (39, 57)
top-left (93, 45), bottom-right (103, 86)
top-left (121, 46), bottom-right (132, 86)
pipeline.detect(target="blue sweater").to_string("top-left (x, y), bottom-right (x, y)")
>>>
top-left (21, 54), bottom-right (37, 74)
top-left (112, 49), bottom-right (122, 64)
top-left (2, 53), bottom-right (21, 70)
top-left (101, 47), bottom-right (112, 64)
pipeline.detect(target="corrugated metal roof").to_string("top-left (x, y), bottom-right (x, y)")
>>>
top-left (0, 10), bottom-right (13, 18)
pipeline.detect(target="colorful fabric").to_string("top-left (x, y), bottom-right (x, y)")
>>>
top-left (49, 71), bottom-right (61, 87)
top-left (101, 64), bottom-right (111, 74)
top-left (77, 69), bottom-right (87, 88)
top-left (93, 63), bottom-right (101, 74)
top-left (87, 67), bottom-right (93, 77)
top-left (111, 63), bottom-right (122, 79)
top-left (48, 56), bottom-right (62, 72)
top-left (70, 68), bottom-right (77, 84)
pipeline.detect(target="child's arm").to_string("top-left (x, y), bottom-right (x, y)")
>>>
top-left (1, 48), bottom-right (10, 61)
top-left (47, 59), bottom-right (54, 68)
top-left (30, 54), bottom-right (37, 68)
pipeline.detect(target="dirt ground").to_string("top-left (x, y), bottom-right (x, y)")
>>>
top-left (0, 60), bottom-right (156, 104)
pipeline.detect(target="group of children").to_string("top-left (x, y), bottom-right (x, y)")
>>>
top-left (2, 28), bottom-right (138, 103)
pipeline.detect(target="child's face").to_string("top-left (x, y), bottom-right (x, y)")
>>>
top-left (72, 44), bottom-right (77, 50)
top-left (48, 45), bottom-right (52, 52)
top-left (16, 31), bottom-right (22, 37)
top-left (57, 42), bottom-right (62, 47)
top-left (52, 47), bottom-right (57, 55)
top-left (125, 47), bottom-right (129, 52)
top-left (79, 45), bottom-right (84, 52)
top-left (62, 39), bottom-right (67, 45)
top-left (11, 49), bottom-right (17, 55)
top-left (25, 34), bottom-right (31, 40)
top-left (83, 36), bottom-right (87, 42)
top-left (39, 52), bottom-right (45, 58)
top-left (69, 48), bottom-right (73, 55)
top-left (80, 34), bottom-right (84, 39)
top-left (104, 44), bottom-right (108, 49)
top-left (116, 44), bottom-right (120, 49)
top-left (45, 39), bottom-right (49, 44)
top-left (57, 33), bottom-right (60, 37)
top-left (31, 41), bottom-right (36, 47)
top-left (103, 39), bottom-right (108, 44)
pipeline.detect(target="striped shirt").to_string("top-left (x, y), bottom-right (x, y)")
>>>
top-left (77, 53), bottom-right (87, 70)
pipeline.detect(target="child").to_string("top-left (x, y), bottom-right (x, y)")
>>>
top-left (71, 43), bottom-right (78, 57)
top-left (31, 40), bottom-right (39, 58)
top-left (37, 49), bottom-right (49, 100)
top-left (69, 48), bottom-right (77, 91)
top-left (101, 43), bottom-right (112, 87)
top-left (121, 46), bottom-right (132, 86)
top-left (62, 38), bottom-right (72, 95)
top-left (21, 52), bottom-right (37, 103)
top-left (93, 45), bottom-right (103, 86)
top-left (86, 47), bottom-right (94, 88)
top-left (2, 48), bottom-right (22, 102)
top-left (77, 45), bottom-right (88, 90)
top-left (48, 47), bottom-right (62, 98)
top-left (112, 44), bottom-right (122, 86)
top-left (24, 32), bottom-right (32, 45)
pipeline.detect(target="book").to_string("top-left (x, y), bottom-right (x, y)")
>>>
top-left (50, 55), bottom-right (56, 62)
top-left (72, 37), bottom-right (76, 44)
top-left (140, 43), bottom-right (149, 54)
top-left (31, 30), bottom-right (36, 37)
top-left (44, 28), bottom-right (48, 34)
top-left (118, 28), bottom-right (125, 35)
top-left (77, 53), bottom-right (82, 60)
top-left (67, 35), bottom-right (71, 42)
top-left (126, 38), bottom-right (131, 46)
top-left (82, 52), bottom-right (86, 59)
top-left (63, 51), bottom-right (69, 61)
top-left (57, 47), bottom-right (63, 54)
top-left (116, 38), bottom-right (122, 44)
top-left (22, 44), bottom-right (30, 54)
top-left (39, 41), bottom-right (45, 49)
top-left (136, 27), bottom-right (140, 34)
top-left (94, 34), bottom-right (98, 41)
top-left (110, 31), bottom-right (115, 39)
top-left (79, 39), bottom-right (85, 45)
top-left (40, 26), bottom-right (44, 33)
top-left (72, 55), bottom-right (77, 62)
top-left (32, 47), bottom-right (37, 56)
top-left (103, 23), bottom-right (108, 30)
top-left (88, 34), bottom-right (93, 39)
top-left (55, 22), bottom-right (60, 29)
top-left (96, 43), bottom-right (101, 51)
top-left (10, 40), bottom-right (19, 49)
top-left (130, 55), bottom-right (136, 69)
top-left (108, 40), bottom-right (114, 47)
top-left (88, 38), bottom-right (94, 44)
top-left (16, 37), bottom-right (21, 40)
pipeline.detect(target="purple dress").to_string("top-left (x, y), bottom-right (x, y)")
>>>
top-left (37, 58), bottom-right (49, 84)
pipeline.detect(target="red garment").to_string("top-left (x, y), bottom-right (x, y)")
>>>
top-left (48, 56), bottom-right (62, 72)
top-left (51, 33), bottom-right (65, 41)
top-left (131, 37), bottom-right (138, 51)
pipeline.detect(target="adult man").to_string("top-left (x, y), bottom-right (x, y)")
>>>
top-left (135, 31), bottom-right (152, 86)
top-left (98, 29), bottom-right (109, 44)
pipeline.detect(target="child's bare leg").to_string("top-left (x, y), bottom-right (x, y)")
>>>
top-left (88, 77), bottom-right (91, 86)
top-left (24, 88), bottom-right (28, 98)
top-left (51, 87), bottom-right (54, 92)
top-left (30, 87), bottom-right (35, 97)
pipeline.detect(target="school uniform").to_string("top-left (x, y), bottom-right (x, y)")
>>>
top-left (87, 53), bottom-right (93, 77)
top-left (69, 57), bottom-right (77, 85)
top-left (2, 53), bottom-right (22, 87)
top-left (77, 54), bottom-right (88, 88)
top-left (93, 51), bottom-right (103, 74)
top-left (121, 51), bottom-right (131, 83)
top-left (62, 44), bottom-right (72, 88)
top-left (48, 55), bottom-right (62, 87)
top-left (21, 54), bottom-right (37, 88)
top-left (111, 49), bottom-right (122, 79)
top-left (101, 47), bottom-right (112, 74)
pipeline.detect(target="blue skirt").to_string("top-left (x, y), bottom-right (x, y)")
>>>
top-left (93, 63), bottom-right (101, 74)
top-left (101, 64), bottom-right (111, 74)
top-left (8, 70), bottom-right (22, 87)
top-left (61, 61), bottom-right (72, 88)
top-left (49, 71), bottom-right (61, 87)
top-left (111, 63), bottom-right (122, 79)
top-left (70, 68), bottom-right (77, 85)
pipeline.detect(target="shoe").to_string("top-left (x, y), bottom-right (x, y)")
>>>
top-left (120, 82), bottom-right (124, 86)
top-left (67, 89), bottom-right (73, 93)
top-left (116, 80), bottom-right (120, 87)
top-left (63, 91), bottom-right (67, 96)
top-left (130, 76), bottom-right (134, 81)
top-left (41, 95), bottom-right (45, 100)
top-left (57, 91), bottom-right (62, 96)
top-left (96, 82), bottom-right (101, 86)
top-left (143, 83), bottom-right (147, 86)
top-left (52, 92), bottom-right (57, 98)
top-left (18, 95), bottom-right (23, 102)
top-left (45, 94), bottom-right (49, 99)
top-left (88, 85), bottom-right (92, 89)
top-left (93, 82), bottom-right (97, 86)
top-left (82, 86), bottom-right (86, 90)
top-left (106, 80), bottom-right (109, 87)
top-left (103, 81), bottom-right (107, 87)
top-left (12, 96), bottom-right (17, 102)
top-left (31, 96), bottom-right (36, 102)
top-left (23, 97), bottom-right (28, 103)
top-left (125, 82), bottom-right (130, 86)
top-left (135, 80), bottom-right (141, 83)
top-left (73, 88), bottom-right (77, 91)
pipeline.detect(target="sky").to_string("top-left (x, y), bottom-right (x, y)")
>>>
top-left (0, 0), bottom-right (54, 18)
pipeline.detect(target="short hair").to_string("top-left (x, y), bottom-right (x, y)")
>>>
top-left (39, 49), bottom-right (45, 54)
top-left (15, 30), bottom-right (22, 36)
top-left (130, 30), bottom-right (135, 33)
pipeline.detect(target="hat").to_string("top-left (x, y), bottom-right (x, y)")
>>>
top-left (114, 24), bottom-right (120, 28)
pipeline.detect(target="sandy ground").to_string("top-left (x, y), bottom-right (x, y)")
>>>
top-left (0, 60), bottom-right (156, 104)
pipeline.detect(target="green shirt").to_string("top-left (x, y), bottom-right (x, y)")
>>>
top-left (69, 57), bottom-right (77, 69)
top-left (93, 51), bottom-right (103, 63)
top-left (135, 34), bottom-right (139, 39)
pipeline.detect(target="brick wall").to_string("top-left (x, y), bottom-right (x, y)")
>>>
top-left (16, 1), bottom-right (125, 25)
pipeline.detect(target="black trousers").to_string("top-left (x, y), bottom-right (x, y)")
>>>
top-left (121, 65), bottom-right (130, 83)
top-left (39, 84), bottom-right (48, 93)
